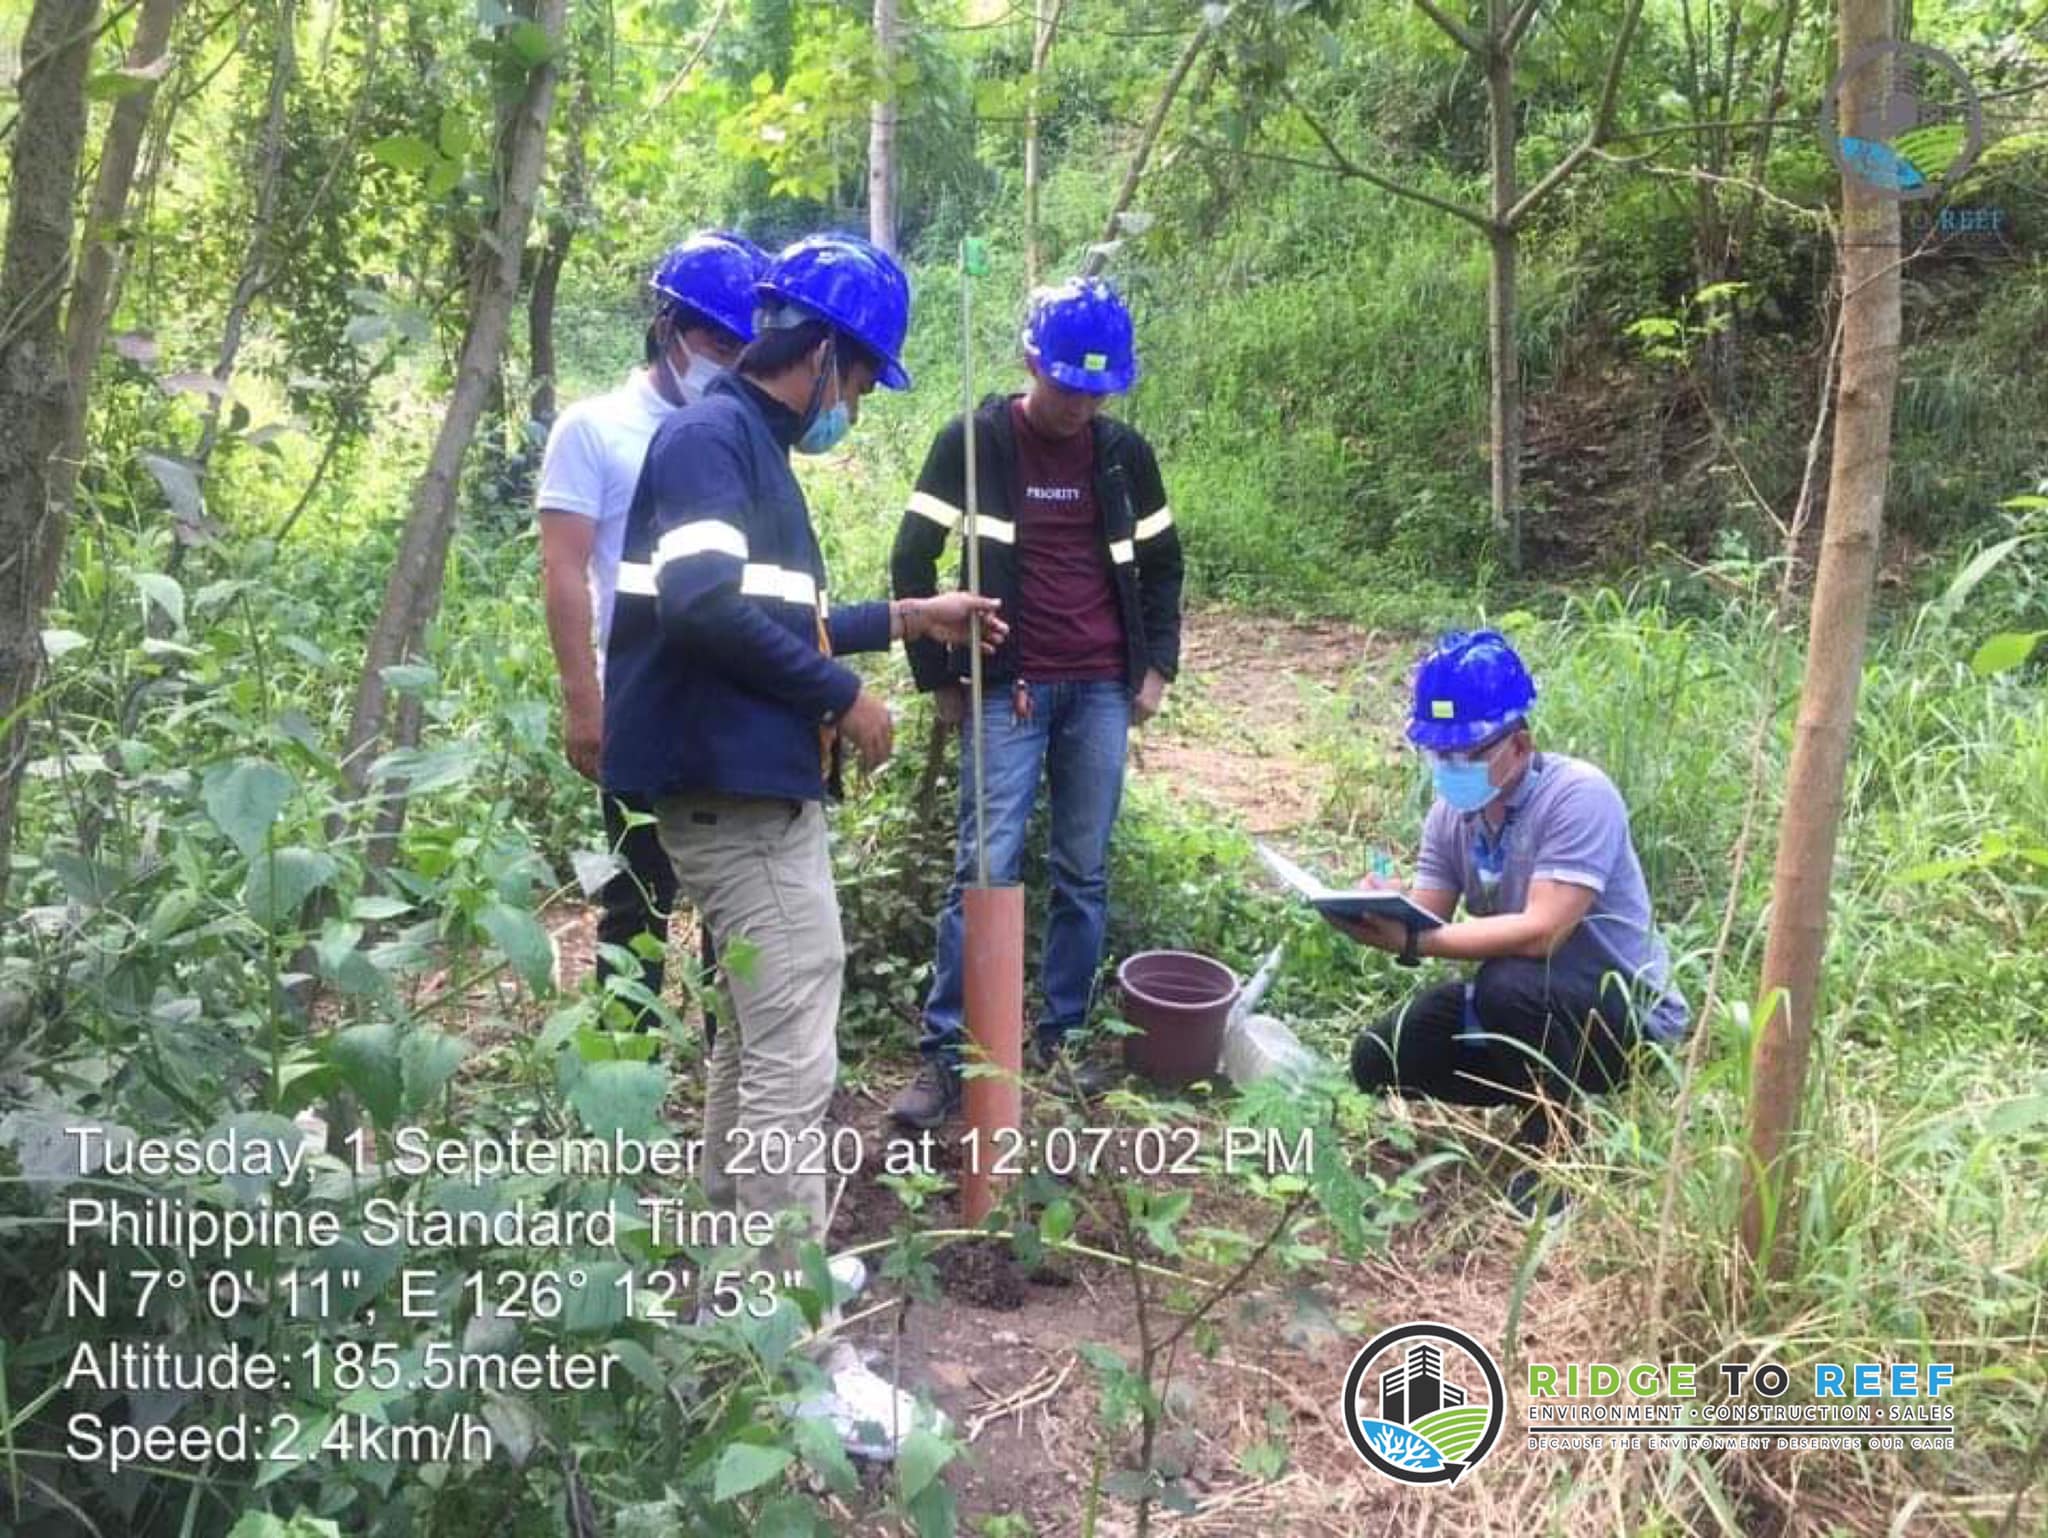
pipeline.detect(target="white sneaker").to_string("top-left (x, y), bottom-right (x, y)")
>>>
top-left (794, 1345), bottom-right (951, 1461)
top-left (828, 1252), bottom-right (868, 1305)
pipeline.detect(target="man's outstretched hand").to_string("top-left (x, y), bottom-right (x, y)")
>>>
top-left (896, 594), bottom-right (1007, 650)
top-left (839, 689), bottom-right (895, 769)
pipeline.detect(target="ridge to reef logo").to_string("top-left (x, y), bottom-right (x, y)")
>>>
top-left (1821, 41), bottom-right (1982, 201)
top-left (1342, 1322), bottom-right (1504, 1486)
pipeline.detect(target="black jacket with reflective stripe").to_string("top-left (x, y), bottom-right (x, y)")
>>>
top-left (890, 394), bottom-right (1184, 693)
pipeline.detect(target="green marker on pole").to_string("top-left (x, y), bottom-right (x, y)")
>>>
top-left (962, 236), bottom-right (990, 277)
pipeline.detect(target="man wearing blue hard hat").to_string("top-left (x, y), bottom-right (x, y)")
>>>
top-left (601, 233), bottom-right (1000, 1446)
top-left (538, 231), bottom-right (766, 1021)
top-left (889, 275), bottom-right (1184, 1128)
top-left (1333, 629), bottom-right (1688, 1218)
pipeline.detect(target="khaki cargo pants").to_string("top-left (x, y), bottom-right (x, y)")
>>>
top-left (656, 792), bottom-right (843, 1247)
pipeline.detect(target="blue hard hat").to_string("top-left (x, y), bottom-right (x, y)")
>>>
top-left (755, 233), bottom-right (913, 390)
top-left (1406, 630), bottom-right (1538, 751)
top-left (649, 230), bottom-right (769, 342)
top-left (1022, 276), bottom-right (1138, 394)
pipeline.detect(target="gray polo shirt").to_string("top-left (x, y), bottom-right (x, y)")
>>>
top-left (1414, 752), bottom-right (1689, 1042)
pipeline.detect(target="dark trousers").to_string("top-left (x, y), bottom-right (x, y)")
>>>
top-left (601, 790), bottom-right (727, 1049)
top-left (598, 792), bottom-right (680, 1004)
top-left (1350, 957), bottom-right (1638, 1140)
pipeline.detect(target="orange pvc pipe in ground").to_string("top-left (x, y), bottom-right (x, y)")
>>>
top-left (960, 883), bottom-right (1024, 1227)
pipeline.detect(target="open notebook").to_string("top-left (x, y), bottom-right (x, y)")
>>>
top-left (1254, 842), bottom-right (1444, 931)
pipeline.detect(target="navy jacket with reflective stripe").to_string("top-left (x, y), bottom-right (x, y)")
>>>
top-left (600, 373), bottom-right (890, 801)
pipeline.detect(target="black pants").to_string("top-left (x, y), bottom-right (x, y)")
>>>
top-left (1350, 957), bottom-right (1638, 1137)
top-left (598, 792), bottom-right (716, 1041)
top-left (598, 792), bottom-right (679, 1001)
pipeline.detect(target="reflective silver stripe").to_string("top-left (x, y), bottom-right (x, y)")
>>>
top-left (739, 563), bottom-right (820, 609)
top-left (907, 491), bottom-right (962, 532)
top-left (1109, 539), bottom-right (1136, 564)
top-left (653, 520), bottom-right (748, 570)
top-left (616, 562), bottom-right (657, 597)
top-left (1134, 507), bottom-right (1174, 542)
top-left (970, 515), bottom-right (1017, 546)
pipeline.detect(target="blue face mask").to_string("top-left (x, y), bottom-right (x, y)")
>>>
top-left (796, 401), bottom-right (850, 455)
top-left (794, 336), bottom-right (851, 455)
top-left (1431, 757), bottom-right (1502, 813)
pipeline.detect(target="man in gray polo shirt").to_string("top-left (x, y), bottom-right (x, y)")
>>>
top-left (1332, 630), bottom-right (1688, 1216)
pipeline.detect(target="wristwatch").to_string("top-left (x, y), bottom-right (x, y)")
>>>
top-left (1397, 925), bottom-right (1422, 968)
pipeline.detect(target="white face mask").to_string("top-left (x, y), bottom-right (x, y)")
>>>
top-left (662, 344), bottom-right (724, 405)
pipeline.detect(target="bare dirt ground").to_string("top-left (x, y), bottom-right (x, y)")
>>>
top-left (1131, 608), bottom-right (1411, 837)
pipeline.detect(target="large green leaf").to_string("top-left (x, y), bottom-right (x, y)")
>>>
top-left (244, 847), bottom-right (338, 928)
top-left (897, 1426), bottom-right (955, 1500)
top-left (792, 1410), bottom-right (858, 1494)
top-left (205, 760), bottom-right (297, 858)
top-left (906, 1478), bottom-right (957, 1538)
top-left (479, 901), bottom-right (555, 994)
top-left (437, 107), bottom-right (474, 159)
top-left (331, 1023), bottom-right (403, 1126)
top-left (481, 1392), bottom-right (544, 1466)
top-left (505, 17), bottom-right (561, 66)
top-left (133, 570), bottom-right (185, 629)
top-left (1971, 631), bottom-right (2044, 678)
top-left (567, 1060), bottom-right (667, 1140)
top-left (87, 58), bottom-right (170, 101)
top-left (559, 1260), bottom-right (628, 1335)
top-left (140, 453), bottom-right (205, 527)
top-left (370, 133), bottom-right (437, 172)
top-left (401, 1029), bottom-right (468, 1110)
top-left (202, 1112), bottom-right (302, 1203)
top-left (713, 1442), bottom-right (793, 1503)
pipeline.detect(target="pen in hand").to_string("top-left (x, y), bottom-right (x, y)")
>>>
top-left (1362, 847), bottom-right (1400, 891)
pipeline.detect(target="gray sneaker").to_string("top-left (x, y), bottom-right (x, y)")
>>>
top-left (889, 1060), bottom-right (960, 1129)
top-left (1032, 1037), bottom-right (1119, 1100)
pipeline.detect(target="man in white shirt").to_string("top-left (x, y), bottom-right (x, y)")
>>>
top-left (536, 231), bottom-right (767, 1022)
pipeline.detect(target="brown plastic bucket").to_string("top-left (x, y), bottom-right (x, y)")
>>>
top-left (1117, 951), bottom-right (1240, 1088)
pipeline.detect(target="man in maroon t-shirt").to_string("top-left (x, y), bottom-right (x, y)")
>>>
top-left (888, 277), bottom-right (1185, 1128)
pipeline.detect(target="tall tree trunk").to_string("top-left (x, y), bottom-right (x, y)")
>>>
top-left (0, 0), bottom-right (102, 907)
top-left (1739, 0), bottom-right (1902, 1269)
top-left (1484, 0), bottom-right (1523, 571)
top-left (57, 0), bottom-right (185, 508)
top-left (1083, 19), bottom-right (1211, 277)
top-left (194, 0), bottom-right (296, 470)
top-left (339, 0), bottom-right (569, 812)
top-left (528, 223), bottom-right (570, 426)
top-left (530, 70), bottom-right (592, 426)
top-left (1022, 0), bottom-right (1064, 287)
top-left (867, 0), bottom-right (899, 252)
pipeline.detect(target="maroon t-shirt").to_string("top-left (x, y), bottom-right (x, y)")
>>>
top-left (1009, 398), bottom-right (1125, 681)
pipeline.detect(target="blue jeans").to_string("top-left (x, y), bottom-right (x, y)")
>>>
top-left (920, 680), bottom-right (1131, 1064)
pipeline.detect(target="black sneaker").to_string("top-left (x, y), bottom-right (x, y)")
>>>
top-left (1505, 1168), bottom-right (1572, 1224)
top-left (889, 1060), bottom-right (961, 1130)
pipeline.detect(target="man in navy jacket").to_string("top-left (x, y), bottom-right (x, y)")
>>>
top-left (602, 236), bottom-right (1000, 1283)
